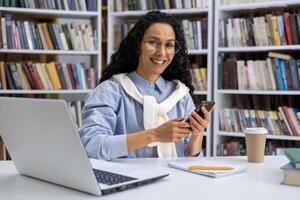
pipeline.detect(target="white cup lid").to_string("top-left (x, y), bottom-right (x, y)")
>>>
top-left (244, 127), bottom-right (268, 135)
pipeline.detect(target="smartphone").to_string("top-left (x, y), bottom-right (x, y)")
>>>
top-left (186, 101), bottom-right (215, 122)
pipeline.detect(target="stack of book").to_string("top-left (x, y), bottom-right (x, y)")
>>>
top-left (281, 148), bottom-right (300, 186)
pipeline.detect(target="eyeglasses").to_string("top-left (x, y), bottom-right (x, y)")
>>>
top-left (143, 38), bottom-right (180, 55)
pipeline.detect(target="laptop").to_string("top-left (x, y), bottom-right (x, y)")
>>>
top-left (0, 97), bottom-right (168, 195)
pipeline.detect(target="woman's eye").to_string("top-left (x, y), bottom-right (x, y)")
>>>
top-left (148, 40), bottom-right (159, 46)
top-left (166, 43), bottom-right (175, 48)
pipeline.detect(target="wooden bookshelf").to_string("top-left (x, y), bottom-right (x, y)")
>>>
top-left (107, 0), bottom-right (214, 156)
top-left (213, 0), bottom-right (300, 156)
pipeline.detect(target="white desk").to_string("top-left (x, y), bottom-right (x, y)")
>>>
top-left (0, 156), bottom-right (299, 200)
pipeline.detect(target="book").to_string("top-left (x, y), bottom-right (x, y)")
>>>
top-left (268, 52), bottom-right (292, 60)
top-left (46, 62), bottom-right (62, 90)
top-left (285, 148), bottom-right (300, 168)
top-left (0, 139), bottom-right (6, 160)
top-left (168, 159), bottom-right (247, 178)
top-left (281, 163), bottom-right (300, 186)
top-left (0, 61), bottom-right (7, 90)
top-left (27, 62), bottom-right (43, 90)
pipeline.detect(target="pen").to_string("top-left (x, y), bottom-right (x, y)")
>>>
top-left (188, 166), bottom-right (234, 170)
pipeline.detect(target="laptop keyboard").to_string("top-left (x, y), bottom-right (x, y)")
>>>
top-left (93, 169), bottom-right (137, 185)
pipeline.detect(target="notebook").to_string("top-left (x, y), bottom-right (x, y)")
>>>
top-left (168, 159), bottom-right (247, 178)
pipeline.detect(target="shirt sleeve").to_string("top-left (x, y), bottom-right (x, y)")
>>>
top-left (183, 92), bottom-right (196, 156)
top-left (79, 81), bottom-right (129, 161)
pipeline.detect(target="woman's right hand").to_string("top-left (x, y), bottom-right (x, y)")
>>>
top-left (150, 118), bottom-right (191, 143)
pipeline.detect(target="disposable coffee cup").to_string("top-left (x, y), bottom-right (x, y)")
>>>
top-left (244, 128), bottom-right (267, 163)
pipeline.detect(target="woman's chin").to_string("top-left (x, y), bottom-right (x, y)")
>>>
top-left (152, 65), bottom-right (167, 75)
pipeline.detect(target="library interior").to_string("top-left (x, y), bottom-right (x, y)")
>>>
top-left (0, 0), bottom-right (299, 199)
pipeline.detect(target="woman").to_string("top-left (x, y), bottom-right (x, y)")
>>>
top-left (79, 11), bottom-right (210, 160)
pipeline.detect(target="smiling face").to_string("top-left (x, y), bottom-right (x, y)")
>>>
top-left (136, 23), bottom-right (176, 82)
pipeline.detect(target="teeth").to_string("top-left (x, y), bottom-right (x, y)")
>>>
top-left (152, 59), bottom-right (164, 64)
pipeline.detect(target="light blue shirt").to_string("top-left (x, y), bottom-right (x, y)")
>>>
top-left (79, 71), bottom-right (195, 160)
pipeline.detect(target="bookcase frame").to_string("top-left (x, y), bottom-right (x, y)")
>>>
top-left (0, 2), bottom-right (102, 97)
top-left (213, 0), bottom-right (300, 156)
top-left (107, 0), bottom-right (214, 156)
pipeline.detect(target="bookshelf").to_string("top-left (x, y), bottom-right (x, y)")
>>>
top-left (0, 1), bottom-right (102, 89)
top-left (213, 0), bottom-right (300, 156)
top-left (107, 0), bottom-right (214, 156)
top-left (0, 1), bottom-right (102, 131)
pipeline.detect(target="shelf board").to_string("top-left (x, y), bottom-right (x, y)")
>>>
top-left (218, 0), bottom-right (300, 11)
top-left (218, 45), bottom-right (300, 52)
top-left (0, 7), bottom-right (98, 18)
top-left (110, 8), bottom-right (209, 17)
top-left (188, 49), bottom-right (208, 55)
top-left (0, 49), bottom-right (98, 55)
top-left (217, 89), bottom-right (300, 95)
top-left (0, 90), bottom-right (92, 94)
top-left (218, 131), bottom-right (300, 141)
top-left (193, 90), bottom-right (207, 95)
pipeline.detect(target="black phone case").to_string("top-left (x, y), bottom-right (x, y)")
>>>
top-left (186, 101), bottom-right (215, 122)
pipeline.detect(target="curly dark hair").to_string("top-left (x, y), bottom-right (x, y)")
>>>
top-left (101, 10), bottom-right (194, 94)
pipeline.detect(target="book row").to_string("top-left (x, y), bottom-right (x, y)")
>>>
top-left (0, 0), bottom-right (97, 11)
top-left (191, 64), bottom-right (207, 91)
top-left (217, 139), bottom-right (299, 156)
top-left (0, 15), bottom-right (97, 50)
top-left (220, 0), bottom-right (279, 5)
top-left (111, 0), bottom-right (209, 11)
top-left (219, 107), bottom-right (300, 136)
top-left (0, 62), bottom-right (97, 90)
top-left (217, 140), bottom-right (246, 156)
top-left (183, 19), bottom-right (208, 50)
top-left (113, 18), bottom-right (208, 50)
top-left (221, 57), bottom-right (300, 91)
top-left (219, 12), bottom-right (300, 47)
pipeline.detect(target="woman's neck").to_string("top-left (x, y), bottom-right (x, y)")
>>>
top-left (135, 69), bottom-right (159, 83)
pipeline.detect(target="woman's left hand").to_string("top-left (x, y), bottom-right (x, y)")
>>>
top-left (187, 106), bottom-right (210, 137)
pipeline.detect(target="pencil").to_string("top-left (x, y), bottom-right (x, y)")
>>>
top-left (188, 166), bottom-right (234, 170)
